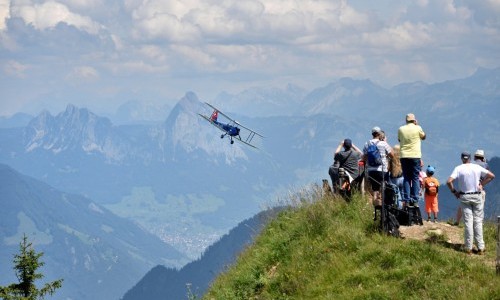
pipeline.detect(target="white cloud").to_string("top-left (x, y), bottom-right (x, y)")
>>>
top-left (0, 0), bottom-right (499, 115)
top-left (10, 0), bottom-right (101, 34)
top-left (4, 59), bottom-right (29, 77)
top-left (66, 65), bottom-right (99, 81)
top-left (127, 0), bottom-right (374, 44)
top-left (362, 21), bottom-right (434, 50)
top-left (168, 44), bottom-right (218, 71)
top-left (0, 0), bottom-right (10, 31)
top-left (138, 44), bottom-right (167, 63)
top-left (60, 0), bottom-right (104, 10)
top-left (463, 0), bottom-right (500, 27)
top-left (110, 34), bottom-right (124, 50)
top-left (132, 11), bottom-right (200, 43)
top-left (105, 59), bottom-right (169, 75)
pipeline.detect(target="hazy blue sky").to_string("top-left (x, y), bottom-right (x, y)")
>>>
top-left (1, 0), bottom-right (499, 116)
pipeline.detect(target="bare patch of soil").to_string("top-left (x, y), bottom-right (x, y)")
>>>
top-left (399, 221), bottom-right (497, 269)
top-left (399, 221), bottom-right (463, 246)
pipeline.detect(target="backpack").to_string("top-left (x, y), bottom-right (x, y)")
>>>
top-left (379, 206), bottom-right (400, 237)
top-left (366, 141), bottom-right (382, 166)
top-left (425, 178), bottom-right (438, 196)
top-left (385, 210), bottom-right (400, 237)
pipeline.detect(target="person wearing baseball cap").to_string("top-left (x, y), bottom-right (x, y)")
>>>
top-left (423, 165), bottom-right (440, 222)
top-left (473, 149), bottom-right (490, 216)
top-left (362, 126), bottom-right (393, 215)
top-left (473, 150), bottom-right (487, 167)
top-left (329, 138), bottom-right (363, 193)
top-left (397, 113), bottom-right (426, 206)
top-left (456, 149), bottom-right (491, 225)
top-left (447, 151), bottom-right (495, 255)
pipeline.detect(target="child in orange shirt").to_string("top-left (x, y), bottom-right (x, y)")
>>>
top-left (423, 165), bottom-right (439, 222)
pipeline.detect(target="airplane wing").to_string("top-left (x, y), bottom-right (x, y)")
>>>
top-left (197, 113), bottom-right (226, 133)
top-left (232, 136), bottom-right (259, 149)
top-left (234, 120), bottom-right (264, 138)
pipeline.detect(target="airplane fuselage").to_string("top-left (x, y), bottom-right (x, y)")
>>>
top-left (214, 121), bottom-right (240, 137)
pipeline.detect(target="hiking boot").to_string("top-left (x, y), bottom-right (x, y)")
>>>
top-left (477, 249), bottom-right (486, 255)
top-left (464, 249), bottom-right (472, 255)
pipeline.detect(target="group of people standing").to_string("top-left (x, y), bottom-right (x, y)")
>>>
top-left (329, 113), bottom-right (495, 255)
top-left (329, 113), bottom-right (427, 209)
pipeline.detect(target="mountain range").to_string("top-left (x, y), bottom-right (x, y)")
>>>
top-left (0, 164), bottom-right (186, 300)
top-left (0, 67), bottom-right (499, 299)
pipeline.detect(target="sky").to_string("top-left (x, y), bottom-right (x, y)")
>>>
top-left (1, 0), bottom-right (499, 116)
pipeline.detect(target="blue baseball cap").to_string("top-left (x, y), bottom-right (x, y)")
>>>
top-left (426, 165), bottom-right (435, 174)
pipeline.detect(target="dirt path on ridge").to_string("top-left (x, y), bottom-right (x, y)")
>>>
top-left (399, 221), bottom-right (462, 245)
top-left (398, 221), bottom-right (497, 269)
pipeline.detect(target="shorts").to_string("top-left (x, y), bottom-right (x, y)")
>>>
top-left (425, 195), bottom-right (439, 213)
top-left (368, 170), bottom-right (388, 191)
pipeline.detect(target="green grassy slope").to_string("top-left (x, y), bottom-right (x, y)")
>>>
top-left (203, 189), bottom-right (500, 300)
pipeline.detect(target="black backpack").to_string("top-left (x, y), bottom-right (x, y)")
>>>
top-left (383, 207), bottom-right (400, 237)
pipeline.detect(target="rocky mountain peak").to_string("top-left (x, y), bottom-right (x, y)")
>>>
top-left (158, 92), bottom-right (247, 162)
top-left (24, 104), bottom-right (114, 155)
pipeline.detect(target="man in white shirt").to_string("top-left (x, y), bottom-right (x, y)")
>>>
top-left (446, 151), bottom-right (495, 255)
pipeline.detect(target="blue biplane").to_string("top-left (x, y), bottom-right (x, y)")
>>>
top-left (198, 102), bottom-right (264, 149)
